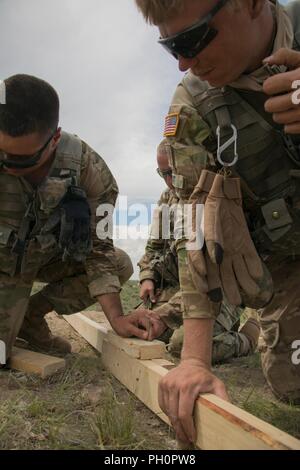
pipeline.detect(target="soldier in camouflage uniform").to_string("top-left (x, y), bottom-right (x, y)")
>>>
top-left (138, 140), bottom-right (260, 361)
top-left (135, 0), bottom-right (300, 444)
top-left (0, 74), bottom-right (157, 362)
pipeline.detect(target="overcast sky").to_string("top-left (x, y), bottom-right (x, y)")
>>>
top-left (0, 0), bottom-right (290, 278)
top-left (0, 0), bottom-right (183, 199)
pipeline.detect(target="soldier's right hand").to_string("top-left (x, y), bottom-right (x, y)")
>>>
top-left (139, 279), bottom-right (157, 303)
top-left (158, 359), bottom-right (229, 445)
top-left (263, 48), bottom-right (300, 134)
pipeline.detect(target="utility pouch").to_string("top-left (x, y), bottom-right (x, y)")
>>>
top-left (0, 225), bottom-right (14, 246)
top-left (0, 224), bottom-right (18, 276)
top-left (38, 177), bottom-right (72, 214)
top-left (261, 198), bottom-right (292, 242)
top-left (11, 201), bottom-right (35, 256)
top-left (290, 169), bottom-right (300, 179)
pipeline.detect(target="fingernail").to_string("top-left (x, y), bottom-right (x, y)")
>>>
top-left (263, 55), bottom-right (274, 63)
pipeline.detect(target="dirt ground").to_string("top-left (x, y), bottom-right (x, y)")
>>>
top-left (0, 281), bottom-right (299, 450)
top-left (0, 311), bottom-right (177, 450)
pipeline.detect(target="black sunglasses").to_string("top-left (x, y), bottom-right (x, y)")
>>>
top-left (157, 167), bottom-right (172, 179)
top-left (0, 131), bottom-right (56, 170)
top-left (158, 0), bottom-right (228, 59)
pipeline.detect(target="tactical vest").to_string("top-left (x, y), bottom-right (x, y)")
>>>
top-left (0, 131), bottom-right (82, 280)
top-left (180, 1), bottom-right (300, 257)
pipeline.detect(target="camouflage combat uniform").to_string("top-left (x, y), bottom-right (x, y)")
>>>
top-left (0, 132), bottom-right (133, 360)
top-left (138, 188), bottom-right (254, 362)
top-left (163, 0), bottom-right (300, 401)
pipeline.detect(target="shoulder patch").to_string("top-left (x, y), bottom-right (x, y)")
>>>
top-left (164, 112), bottom-right (180, 137)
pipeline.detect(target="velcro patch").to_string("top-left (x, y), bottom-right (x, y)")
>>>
top-left (164, 113), bottom-right (179, 137)
top-left (172, 173), bottom-right (184, 189)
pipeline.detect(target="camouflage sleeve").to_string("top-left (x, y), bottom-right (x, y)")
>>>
top-left (79, 141), bottom-right (120, 298)
top-left (177, 244), bottom-right (219, 320)
top-left (138, 189), bottom-right (171, 285)
top-left (167, 84), bottom-right (215, 201)
top-left (165, 83), bottom-right (219, 320)
top-left (154, 290), bottom-right (183, 330)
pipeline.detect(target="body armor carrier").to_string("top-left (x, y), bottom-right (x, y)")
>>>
top-left (0, 132), bottom-right (87, 280)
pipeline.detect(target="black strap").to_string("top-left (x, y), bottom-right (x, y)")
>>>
top-left (11, 200), bottom-right (35, 256)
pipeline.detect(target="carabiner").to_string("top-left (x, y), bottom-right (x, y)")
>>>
top-left (216, 124), bottom-right (239, 167)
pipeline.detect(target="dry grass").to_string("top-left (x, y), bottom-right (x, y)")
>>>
top-left (1, 280), bottom-right (299, 449)
top-left (0, 351), bottom-right (175, 450)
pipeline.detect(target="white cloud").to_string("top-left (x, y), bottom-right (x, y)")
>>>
top-left (0, 0), bottom-right (181, 201)
top-left (0, 0), bottom-right (181, 273)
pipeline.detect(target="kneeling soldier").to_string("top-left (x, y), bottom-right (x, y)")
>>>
top-left (0, 74), bottom-right (151, 361)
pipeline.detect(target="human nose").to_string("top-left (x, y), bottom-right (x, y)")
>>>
top-left (177, 55), bottom-right (197, 72)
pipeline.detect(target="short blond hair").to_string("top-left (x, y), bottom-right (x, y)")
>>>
top-left (135, 0), bottom-right (241, 25)
top-left (135, 0), bottom-right (184, 25)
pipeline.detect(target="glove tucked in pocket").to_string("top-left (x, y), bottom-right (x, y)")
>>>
top-left (204, 174), bottom-right (265, 305)
top-left (187, 171), bottom-right (270, 307)
top-left (42, 185), bottom-right (92, 263)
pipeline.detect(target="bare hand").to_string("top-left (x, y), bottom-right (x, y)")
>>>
top-left (111, 309), bottom-right (167, 341)
top-left (138, 309), bottom-right (168, 340)
top-left (158, 359), bottom-right (229, 444)
top-left (139, 279), bottom-right (157, 304)
top-left (263, 48), bottom-right (300, 134)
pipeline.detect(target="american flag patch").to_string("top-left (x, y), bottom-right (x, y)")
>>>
top-left (164, 113), bottom-right (179, 137)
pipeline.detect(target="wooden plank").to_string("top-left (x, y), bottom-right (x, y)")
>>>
top-left (195, 395), bottom-right (300, 451)
top-left (195, 394), bottom-right (300, 450)
top-left (102, 339), bottom-right (169, 423)
top-left (64, 313), bottom-right (166, 360)
top-left (64, 312), bottom-right (300, 450)
top-left (107, 330), bottom-right (166, 360)
top-left (11, 347), bottom-right (66, 378)
top-left (101, 339), bottom-right (300, 450)
top-left (64, 313), bottom-right (108, 351)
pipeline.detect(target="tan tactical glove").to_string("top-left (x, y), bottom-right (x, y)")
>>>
top-left (187, 171), bottom-right (269, 307)
top-left (187, 170), bottom-right (223, 303)
top-left (204, 173), bottom-right (264, 305)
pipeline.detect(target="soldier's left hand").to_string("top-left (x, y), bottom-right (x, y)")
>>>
top-left (112, 310), bottom-right (167, 341)
top-left (129, 309), bottom-right (168, 341)
top-left (263, 48), bottom-right (300, 134)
